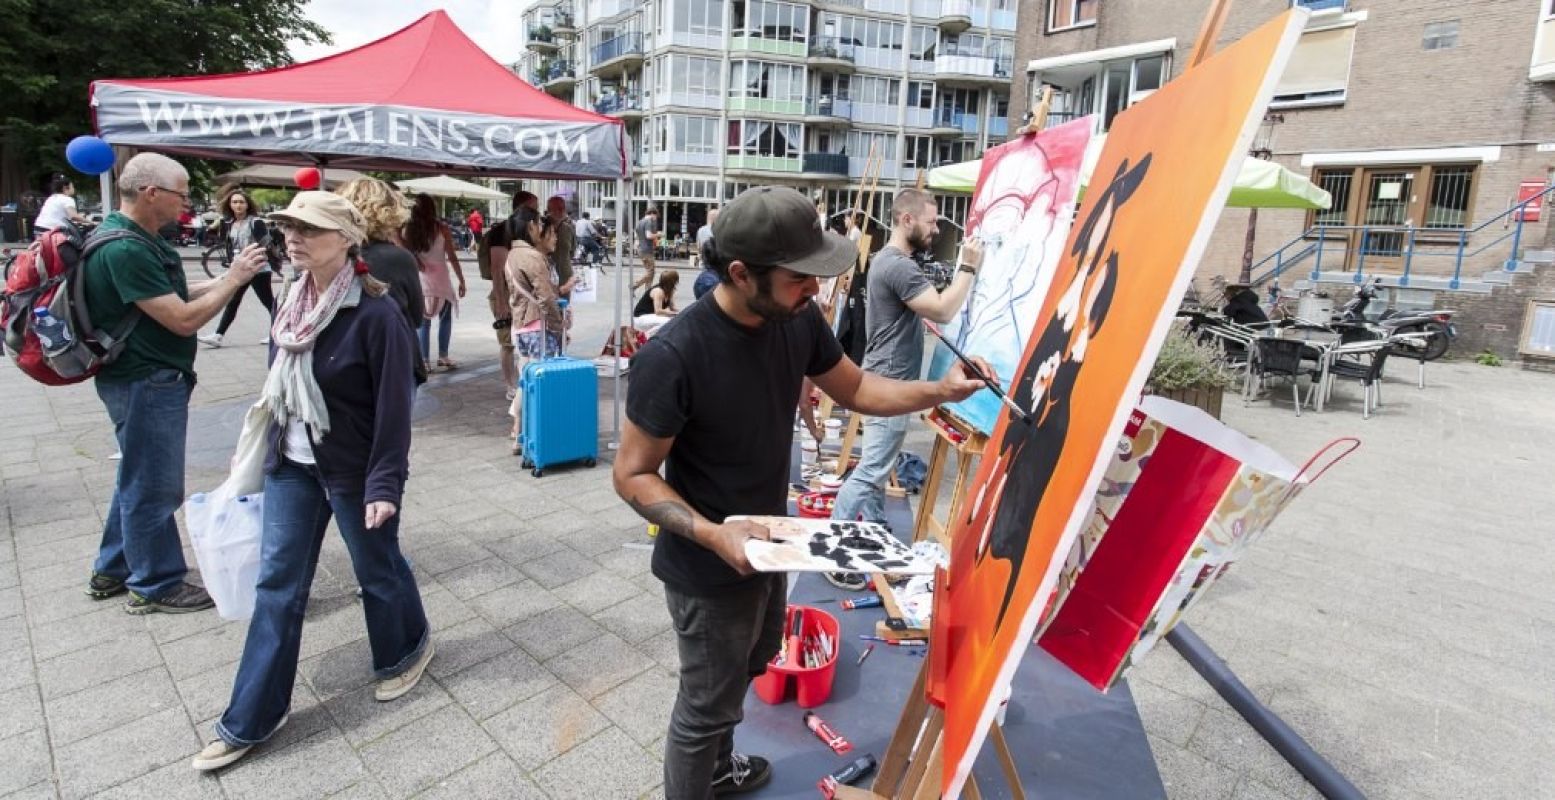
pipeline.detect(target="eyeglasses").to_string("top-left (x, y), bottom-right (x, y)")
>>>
top-left (275, 221), bottom-right (333, 238)
top-left (146, 185), bottom-right (189, 201)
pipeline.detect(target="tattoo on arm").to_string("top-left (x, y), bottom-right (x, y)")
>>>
top-left (628, 496), bottom-right (696, 540)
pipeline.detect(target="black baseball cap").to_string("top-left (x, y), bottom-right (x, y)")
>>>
top-left (714, 186), bottom-right (857, 278)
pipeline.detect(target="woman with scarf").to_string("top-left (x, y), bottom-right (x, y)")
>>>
top-left (192, 192), bottom-right (432, 772)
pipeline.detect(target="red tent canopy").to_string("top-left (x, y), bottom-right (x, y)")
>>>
top-left (90, 11), bottom-right (626, 179)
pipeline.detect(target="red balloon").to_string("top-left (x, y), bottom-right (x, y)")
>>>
top-left (294, 167), bottom-right (321, 190)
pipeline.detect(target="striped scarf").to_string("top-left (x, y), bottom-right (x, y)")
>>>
top-left (263, 262), bottom-right (358, 439)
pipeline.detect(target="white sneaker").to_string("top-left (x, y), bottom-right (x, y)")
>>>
top-left (197, 333), bottom-right (223, 348)
top-left (259, 336), bottom-right (270, 345)
top-left (190, 715), bottom-right (287, 771)
top-left (375, 640), bottom-right (435, 702)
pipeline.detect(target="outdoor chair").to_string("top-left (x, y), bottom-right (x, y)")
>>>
top-left (1323, 344), bottom-right (1391, 420)
top-left (1252, 337), bottom-right (1319, 416)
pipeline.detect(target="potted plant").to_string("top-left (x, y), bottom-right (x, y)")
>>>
top-left (1146, 326), bottom-right (1236, 419)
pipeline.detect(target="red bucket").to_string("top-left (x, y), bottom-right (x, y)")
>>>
top-left (753, 605), bottom-right (840, 708)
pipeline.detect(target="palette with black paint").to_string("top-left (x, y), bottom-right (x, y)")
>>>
top-left (734, 515), bottom-right (935, 575)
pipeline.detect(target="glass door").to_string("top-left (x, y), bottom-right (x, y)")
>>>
top-left (1357, 169), bottom-right (1415, 271)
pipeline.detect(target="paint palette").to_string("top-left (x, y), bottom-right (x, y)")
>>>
top-left (797, 492), bottom-right (835, 518)
top-left (735, 516), bottom-right (934, 575)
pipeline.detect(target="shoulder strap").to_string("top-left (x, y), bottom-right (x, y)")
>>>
top-left (70, 229), bottom-right (168, 357)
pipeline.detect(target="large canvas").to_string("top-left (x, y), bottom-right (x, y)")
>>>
top-left (927, 118), bottom-right (1091, 435)
top-left (926, 11), bottom-right (1309, 797)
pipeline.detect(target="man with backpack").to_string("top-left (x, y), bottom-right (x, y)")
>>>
top-left (480, 191), bottom-right (539, 399)
top-left (82, 153), bottom-right (265, 614)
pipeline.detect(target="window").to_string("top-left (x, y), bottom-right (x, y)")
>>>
top-left (727, 119), bottom-right (802, 157)
top-left (1422, 20), bottom-right (1459, 50)
top-left (903, 135), bottom-right (934, 168)
top-left (1521, 301), bottom-right (1555, 357)
top-left (1292, 0), bottom-right (1346, 10)
top-left (1271, 24), bottom-right (1356, 106)
top-left (1305, 164), bottom-right (1478, 233)
top-left (673, 115), bottom-right (720, 154)
top-left (852, 75), bottom-right (900, 105)
top-left (837, 16), bottom-right (904, 50)
top-left (730, 60), bottom-right (806, 103)
top-left (910, 25), bottom-right (937, 65)
top-left (1048, 0), bottom-right (1097, 32)
top-left (732, 0), bottom-right (807, 42)
top-left (846, 130), bottom-right (896, 160)
top-left (1423, 166), bottom-right (1473, 229)
top-left (908, 81), bottom-right (934, 109)
top-left (1311, 168), bottom-right (1352, 226)
top-left (672, 0), bottom-right (722, 36)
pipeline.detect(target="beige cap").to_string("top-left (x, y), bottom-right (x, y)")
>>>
top-left (269, 191), bottom-right (366, 244)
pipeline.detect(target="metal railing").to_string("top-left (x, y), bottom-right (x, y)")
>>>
top-left (554, 11), bottom-right (576, 28)
top-left (528, 28), bottom-right (555, 44)
top-left (805, 97), bottom-right (854, 118)
top-left (1248, 183), bottom-right (1555, 290)
top-left (807, 35), bottom-right (856, 61)
top-left (539, 61), bottom-right (575, 82)
top-left (592, 32), bottom-right (643, 65)
top-left (594, 93), bottom-right (643, 114)
top-left (934, 108), bottom-right (980, 133)
top-left (803, 153), bottom-right (849, 176)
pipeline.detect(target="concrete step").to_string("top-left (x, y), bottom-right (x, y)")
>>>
top-left (1520, 248), bottom-right (1555, 264)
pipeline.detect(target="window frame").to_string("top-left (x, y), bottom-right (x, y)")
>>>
top-left (1519, 300), bottom-right (1555, 358)
top-left (1303, 163), bottom-right (1480, 239)
top-left (1047, 0), bottom-right (1097, 33)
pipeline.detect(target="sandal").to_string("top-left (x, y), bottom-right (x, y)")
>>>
top-left (436, 358), bottom-right (459, 370)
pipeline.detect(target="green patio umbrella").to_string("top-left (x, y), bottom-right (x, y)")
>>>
top-left (927, 135), bottom-right (1331, 210)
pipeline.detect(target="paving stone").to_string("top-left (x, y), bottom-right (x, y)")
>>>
top-left (142, 604), bottom-right (229, 646)
top-left (482, 684), bottom-right (609, 771)
top-left (485, 532), bottom-right (567, 567)
top-left (88, 759), bottom-right (223, 800)
top-left (551, 572), bottom-right (643, 616)
top-left (157, 620), bottom-right (249, 680)
top-left (544, 632), bottom-right (653, 700)
top-left (28, 603), bottom-right (141, 662)
top-left (505, 605), bottom-right (604, 662)
top-left (1148, 734), bottom-right (1240, 800)
top-left (324, 780), bottom-right (390, 799)
top-left (433, 559), bottom-right (523, 601)
top-left (54, 706), bottom-right (198, 800)
top-left (517, 547), bottom-right (601, 590)
top-left (466, 580), bottom-right (562, 628)
top-left (1132, 680), bottom-right (1211, 750)
top-left (409, 752), bottom-right (545, 800)
top-left (532, 726), bottom-right (661, 800)
top-left (407, 538), bottom-right (490, 577)
top-left (592, 668), bottom-right (679, 747)
top-left (424, 617), bottom-right (515, 680)
top-left (15, 532), bottom-right (99, 572)
top-left (45, 665), bottom-right (181, 747)
top-left (0, 685), bottom-right (44, 741)
top-left (2, 781), bottom-right (58, 800)
top-left (300, 636), bottom-right (377, 702)
top-left (417, 587), bottom-right (477, 631)
top-left (594, 544), bottom-right (653, 578)
top-left (0, 729), bottom-right (52, 796)
top-left (358, 705), bottom-right (497, 800)
top-left (323, 676), bottom-right (452, 748)
top-left (217, 729), bottom-right (366, 800)
top-left (19, 561), bottom-right (86, 600)
top-left (37, 631), bottom-right (163, 700)
top-left (591, 593), bottom-right (673, 644)
top-left (441, 646), bottom-right (558, 720)
top-left (639, 627), bottom-right (682, 673)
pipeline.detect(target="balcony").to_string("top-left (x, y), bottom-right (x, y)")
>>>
top-left (934, 46), bottom-right (1013, 86)
top-left (802, 152), bottom-right (850, 179)
top-left (539, 61), bottom-right (577, 96)
top-left (932, 108), bottom-right (980, 136)
top-left (987, 117), bottom-right (1009, 139)
top-left (807, 36), bottom-right (856, 72)
top-left (587, 0), bottom-right (639, 21)
top-left (727, 96), bottom-right (806, 116)
top-left (590, 32), bottom-right (644, 77)
top-left (594, 93), bottom-right (644, 121)
top-left (527, 28), bottom-right (559, 53)
top-left (553, 10), bottom-right (577, 35)
top-left (730, 35), bottom-right (806, 58)
top-left (804, 97), bottom-right (853, 125)
top-left (726, 154), bottom-right (803, 175)
top-left (939, 0), bottom-right (972, 33)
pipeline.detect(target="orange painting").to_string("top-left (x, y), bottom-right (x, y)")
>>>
top-left (928, 10), bottom-right (1309, 797)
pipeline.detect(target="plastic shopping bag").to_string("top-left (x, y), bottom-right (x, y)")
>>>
top-left (1035, 395), bottom-right (1358, 690)
top-left (186, 485), bottom-right (263, 621)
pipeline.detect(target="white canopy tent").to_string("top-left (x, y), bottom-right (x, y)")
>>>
top-left (395, 175), bottom-right (508, 201)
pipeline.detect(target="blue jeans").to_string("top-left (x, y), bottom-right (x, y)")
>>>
top-left (216, 460), bottom-right (429, 747)
top-left (94, 368), bottom-right (193, 599)
top-left (418, 303), bottom-right (453, 361)
top-left (831, 413), bottom-right (910, 523)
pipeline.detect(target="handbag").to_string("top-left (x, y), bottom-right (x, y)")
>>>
top-left (223, 399), bottom-right (273, 498)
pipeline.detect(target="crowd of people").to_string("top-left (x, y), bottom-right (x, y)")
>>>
top-left (70, 153), bottom-right (994, 795)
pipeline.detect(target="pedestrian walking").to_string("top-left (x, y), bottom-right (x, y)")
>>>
top-left (337, 178), bottom-right (427, 383)
top-left (633, 206), bottom-right (661, 292)
top-left (192, 192), bottom-right (432, 771)
top-left (199, 189), bottom-right (278, 348)
top-left (404, 193), bottom-right (467, 370)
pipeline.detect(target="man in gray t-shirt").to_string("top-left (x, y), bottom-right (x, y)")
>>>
top-left (634, 207), bottom-right (661, 292)
top-left (834, 188), bottom-right (982, 524)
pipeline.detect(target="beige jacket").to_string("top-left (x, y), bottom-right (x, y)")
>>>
top-left (504, 240), bottom-right (563, 333)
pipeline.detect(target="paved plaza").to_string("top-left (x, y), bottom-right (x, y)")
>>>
top-left (0, 264), bottom-right (1551, 799)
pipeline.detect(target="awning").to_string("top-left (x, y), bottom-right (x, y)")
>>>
top-left (396, 175), bottom-right (508, 200)
top-left (215, 163), bottom-right (368, 188)
top-left (929, 135), bottom-right (1331, 210)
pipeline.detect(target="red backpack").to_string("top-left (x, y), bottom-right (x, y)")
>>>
top-left (1, 225), bottom-right (151, 385)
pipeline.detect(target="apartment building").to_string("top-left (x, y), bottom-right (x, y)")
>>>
top-left (1011, 0), bottom-right (1555, 359)
top-left (514, 0), bottom-right (1018, 242)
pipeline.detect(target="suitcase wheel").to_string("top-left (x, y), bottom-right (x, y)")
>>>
top-left (584, 458), bottom-right (596, 468)
top-left (532, 468), bottom-right (544, 478)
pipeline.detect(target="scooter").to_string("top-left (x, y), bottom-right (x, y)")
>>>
top-left (1377, 308), bottom-right (1457, 361)
top-left (1336, 277), bottom-right (1382, 322)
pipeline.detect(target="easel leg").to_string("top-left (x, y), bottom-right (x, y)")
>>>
top-left (912, 437), bottom-right (950, 543)
top-left (874, 663), bottom-right (931, 794)
top-left (991, 722), bottom-right (1027, 799)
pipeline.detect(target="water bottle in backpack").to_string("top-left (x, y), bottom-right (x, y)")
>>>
top-left (32, 307), bottom-right (72, 355)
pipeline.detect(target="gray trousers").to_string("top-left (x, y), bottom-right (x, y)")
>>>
top-left (663, 573), bottom-right (787, 800)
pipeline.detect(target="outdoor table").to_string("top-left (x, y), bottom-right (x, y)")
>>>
top-left (1309, 339), bottom-right (1388, 413)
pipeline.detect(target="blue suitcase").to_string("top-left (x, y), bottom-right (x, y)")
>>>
top-left (519, 355), bottom-right (598, 477)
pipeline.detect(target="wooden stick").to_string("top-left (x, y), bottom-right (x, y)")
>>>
top-left (1189, 0), bottom-right (1233, 68)
top-left (1016, 86), bottom-right (1054, 137)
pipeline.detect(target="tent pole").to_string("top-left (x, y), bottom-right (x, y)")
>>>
top-left (99, 171), bottom-right (114, 213)
top-left (611, 177), bottom-right (625, 449)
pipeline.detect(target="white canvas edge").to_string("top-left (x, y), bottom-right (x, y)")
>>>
top-left (942, 9), bottom-right (1311, 798)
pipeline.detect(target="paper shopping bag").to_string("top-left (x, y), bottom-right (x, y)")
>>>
top-left (1036, 395), bottom-right (1356, 691)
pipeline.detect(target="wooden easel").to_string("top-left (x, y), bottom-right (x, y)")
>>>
top-left (832, 662), bottom-right (1025, 800)
top-left (911, 406), bottom-right (989, 547)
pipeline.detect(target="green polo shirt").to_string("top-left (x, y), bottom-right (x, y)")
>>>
top-left (82, 213), bottom-right (195, 383)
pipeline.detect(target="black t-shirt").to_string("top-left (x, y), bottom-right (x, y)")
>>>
top-left (485, 216), bottom-right (517, 251)
top-left (361, 240), bottom-right (428, 384)
top-left (627, 295), bottom-right (845, 595)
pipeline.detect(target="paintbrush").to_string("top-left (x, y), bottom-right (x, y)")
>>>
top-left (921, 320), bottom-right (1033, 424)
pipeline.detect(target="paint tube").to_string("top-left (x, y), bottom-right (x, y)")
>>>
top-left (804, 711), bottom-right (852, 755)
top-left (841, 595), bottom-right (883, 610)
top-left (818, 754), bottom-right (877, 799)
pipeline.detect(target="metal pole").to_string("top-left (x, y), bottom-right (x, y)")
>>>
top-left (1507, 209), bottom-right (1525, 272)
top-left (1401, 226), bottom-right (1414, 287)
top-left (611, 176), bottom-right (625, 448)
top-left (1451, 229), bottom-right (1465, 290)
top-left (99, 171), bottom-right (114, 213)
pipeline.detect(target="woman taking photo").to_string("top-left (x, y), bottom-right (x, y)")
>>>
top-left (199, 190), bottom-right (277, 348)
top-left (504, 206), bottom-right (574, 449)
top-left (403, 193), bottom-right (467, 370)
top-left (192, 192), bottom-right (431, 772)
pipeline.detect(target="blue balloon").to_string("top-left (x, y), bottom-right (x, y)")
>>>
top-left (65, 136), bottom-right (115, 175)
